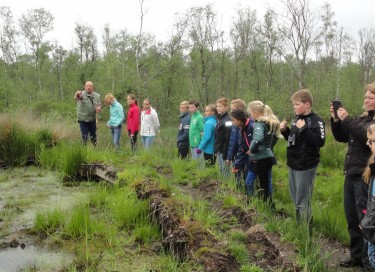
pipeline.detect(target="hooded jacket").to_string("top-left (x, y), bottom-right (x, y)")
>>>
top-left (198, 115), bottom-right (217, 155)
top-left (331, 110), bottom-right (375, 176)
top-left (214, 111), bottom-right (232, 160)
top-left (177, 111), bottom-right (191, 149)
top-left (281, 111), bottom-right (325, 170)
top-left (140, 107), bottom-right (160, 136)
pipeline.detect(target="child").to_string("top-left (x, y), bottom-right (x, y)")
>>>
top-left (280, 89), bottom-right (325, 224)
top-left (196, 104), bottom-right (218, 166)
top-left (214, 98), bottom-right (232, 177)
top-left (361, 123), bottom-right (375, 269)
top-left (126, 94), bottom-right (140, 151)
top-left (248, 101), bottom-right (280, 204)
top-left (104, 93), bottom-right (125, 150)
top-left (140, 98), bottom-right (160, 150)
top-left (188, 100), bottom-right (204, 159)
top-left (177, 101), bottom-right (191, 159)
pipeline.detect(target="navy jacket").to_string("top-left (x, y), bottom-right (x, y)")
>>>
top-left (227, 125), bottom-right (240, 161)
top-left (177, 112), bottom-right (190, 149)
top-left (233, 118), bottom-right (254, 170)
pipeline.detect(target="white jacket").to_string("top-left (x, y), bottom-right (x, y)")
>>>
top-left (140, 107), bottom-right (160, 136)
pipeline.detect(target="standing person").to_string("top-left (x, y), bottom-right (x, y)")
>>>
top-left (361, 123), bottom-right (375, 269)
top-left (215, 98), bottom-right (232, 177)
top-left (226, 99), bottom-right (247, 188)
top-left (230, 109), bottom-right (255, 194)
top-left (126, 94), bottom-right (140, 151)
top-left (177, 101), bottom-right (191, 159)
top-left (196, 104), bottom-right (218, 166)
top-left (248, 101), bottom-right (280, 204)
top-left (104, 93), bottom-right (125, 150)
top-left (140, 98), bottom-right (160, 150)
top-left (280, 89), bottom-right (325, 226)
top-left (188, 100), bottom-right (204, 159)
top-left (331, 82), bottom-right (375, 268)
top-left (75, 81), bottom-right (101, 146)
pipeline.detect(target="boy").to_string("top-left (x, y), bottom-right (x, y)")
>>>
top-left (188, 100), bottom-right (204, 159)
top-left (280, 89), bottom-right (325, 224)
top-left (177, 101), bottom-right (191, 158)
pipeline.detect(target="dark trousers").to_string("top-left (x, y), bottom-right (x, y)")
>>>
top-left (344, 175), bottom-right (368, 262)
top-left (204, 153), bottom-right (216, 166)
top-left (178, 147), bottom-right (189, 159)
top-left (128, 130), bottom-right (138, 151)
top-left (79, 121), bottom-right (97, 145)
top-left (253, 157), bottom-right (273, 201)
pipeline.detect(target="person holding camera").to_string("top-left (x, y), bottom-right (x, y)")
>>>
top-left (331, 82), bottom-right (375, 268)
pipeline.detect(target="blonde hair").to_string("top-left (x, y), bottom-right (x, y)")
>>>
top-left (206, 104), bottom-right (218, 115)
top-left (180, 101), bottom-right (189, 109)
top-left (104, 93), bottom-right (115, 105)
top-left (363, 82), bottom-right (375, 118)
top-left (363, 123), bottom-right (375, 183)
top-left (230, 99), bottom-right (246, 111)
top-left (248, 100), bottom-right (281, 136)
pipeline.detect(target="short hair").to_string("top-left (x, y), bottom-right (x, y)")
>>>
top-left (216, 97), bottom-right (229, 107)
top-left (188, 100), bottom-right (200, 107)
top-left (291, 89), bottom-right (313, 105)
top-left (365, 82), bottom-right (375, 95)
top-left (104, 93), bottom-right (115, 105)
top-left (230, 99), bottom-right (246, 111)
top-left (206, 104), bottom-right (218, 115)
top-left (230, 109), bottom-right (247, 125)
top-left (180, 101), bottom-right (189, 108)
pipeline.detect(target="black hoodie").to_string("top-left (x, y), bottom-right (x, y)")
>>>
top-left (281, 111), bottom-right (325, 170)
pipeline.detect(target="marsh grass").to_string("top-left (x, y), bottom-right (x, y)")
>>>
top-left (240, 264), bottom-right (264, 272)
top-left (194, 200), bottom-right (223, 229)
top-left (230, 242), bottom-right (249, 265)
top-left (33, 208), bottom-right (65, 233)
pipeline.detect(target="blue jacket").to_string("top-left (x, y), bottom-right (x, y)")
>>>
top-left (177, 112), bottom-right (191, 149)
top-left (107, 100), bottom-right (124, 127)
top-left (227, 125), bottom-right (240, 161)
top-left (198, 115), bottom-right (217, 155)
top-left (233, 118), bottom-right (254, 170)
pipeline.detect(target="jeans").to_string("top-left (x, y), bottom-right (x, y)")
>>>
top-left (110, 125), bottom-right (122, 150)
top-left (369, 241), bottom-right (375, 268)
top-left (217, 152), bottom-right (230, 178)
top-left (245, 169), bottom-right (273, 196)
top-left (288, 166), bottom-right (317, 223)
top-left (191, 147), bottom-right (202, 159)
top-left (141, 136), bottom-right (155, 150)
top-left (79, 121), bottom-right (97, 145)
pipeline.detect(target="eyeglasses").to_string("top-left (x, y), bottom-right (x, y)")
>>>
top-left (368, 139), bottom-right (375, 145)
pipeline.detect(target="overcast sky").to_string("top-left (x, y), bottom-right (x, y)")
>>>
top-left (2, 0), bottom-right (374, 50)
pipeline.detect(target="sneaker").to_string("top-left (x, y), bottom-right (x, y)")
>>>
top-left (339, 257), bottom-right (363, 267)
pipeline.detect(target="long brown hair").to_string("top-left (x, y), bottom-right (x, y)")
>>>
top-left (363, 123), bottom-right (375, 183)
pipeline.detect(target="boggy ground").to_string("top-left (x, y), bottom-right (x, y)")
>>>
top-left (0, 166), bottom-right (365, 272)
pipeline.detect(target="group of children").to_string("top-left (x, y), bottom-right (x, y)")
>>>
top-left (177, 90), bottom-right (326, 222)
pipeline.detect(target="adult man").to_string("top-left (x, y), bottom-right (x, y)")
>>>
top-left (75, 81), bottom-right (101, 145)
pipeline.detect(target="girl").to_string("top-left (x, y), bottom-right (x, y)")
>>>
top-left (105, 93), bottom-right (125, 150)
top-left (248, 101), bottom-right (281, 204)
top-left (361, 123), bottom-right (375, 269)
top-left (196, 104), bottom-right (218, 166)
top-left (140, 98), bottom-right (160, 150)
top-left (126, 94), bottom-right (140, 151)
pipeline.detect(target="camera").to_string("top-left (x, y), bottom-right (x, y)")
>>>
top-left (332, 100), bottom-right (342, 119)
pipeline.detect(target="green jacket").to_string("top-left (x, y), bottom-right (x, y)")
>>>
top-left (77, 91), bottom-right (101, 122)
top-left (189, 111), bottom-right (204, 148)
top-left (249, 121), bottom-right (274, 160)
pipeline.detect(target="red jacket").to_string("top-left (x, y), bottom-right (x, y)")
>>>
top-left (127, 103), bottom-right (140, 134)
